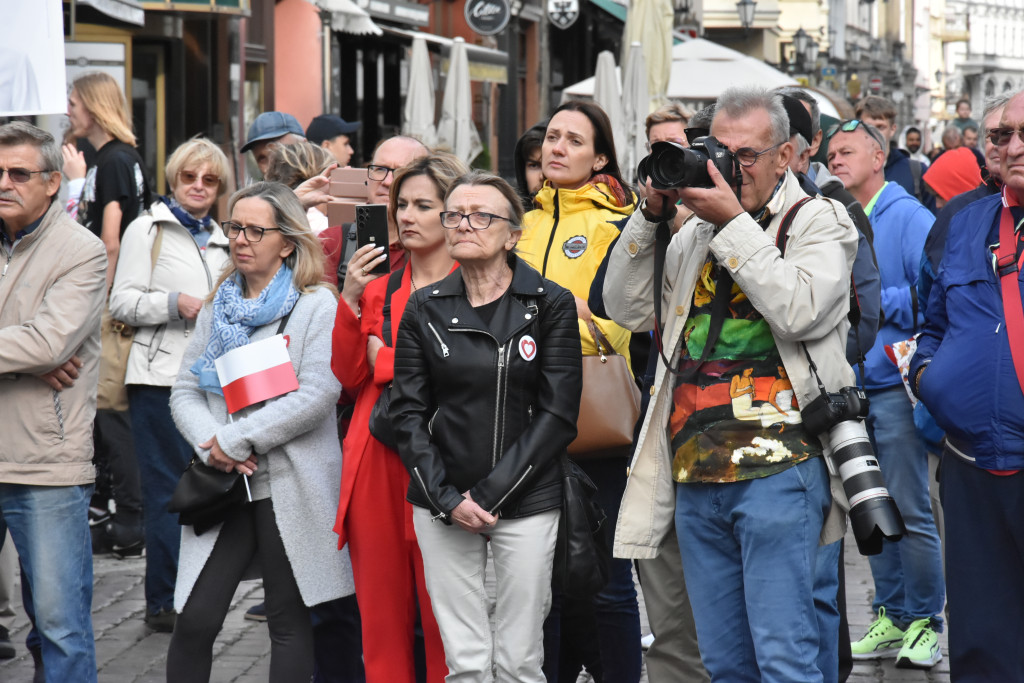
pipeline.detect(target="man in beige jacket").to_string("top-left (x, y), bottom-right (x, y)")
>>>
top-left (0, 121), bottom-right (106, 681)
top-left (605, 88), bottom-right (858, 682)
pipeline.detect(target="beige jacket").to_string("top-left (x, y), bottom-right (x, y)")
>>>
top-left (0, 200), bottom-right (107, 486)
top-left (603, 170), bottom-right (858, 559)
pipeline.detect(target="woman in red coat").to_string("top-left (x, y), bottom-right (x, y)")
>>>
top-left (331, 152), bottom-right (467, 682)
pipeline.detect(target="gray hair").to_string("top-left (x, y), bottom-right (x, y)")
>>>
top-left (0, 121), bottom-right (62, 173)
top-left (714, 87), bottom-right (790, 145)
top-left (982, 92), bottom-right (1016, 133)
top-left (941, 126), bottom-right (963, 148)
top-left (689, 104), bottom-right (716, 130)
top-left (791, 132), bottom-right (810, 156)
top-left (777, 87), bottom-right (821, 138)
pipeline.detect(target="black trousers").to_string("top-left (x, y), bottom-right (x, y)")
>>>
top-left (167, 499), bottom-right (313, 683)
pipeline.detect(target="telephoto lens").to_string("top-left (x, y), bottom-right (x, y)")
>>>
top-left (824, 420), bottom-right (907, 555)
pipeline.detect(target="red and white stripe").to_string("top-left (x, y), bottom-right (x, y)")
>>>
top-left (215, 335), bottom-right (299, 414)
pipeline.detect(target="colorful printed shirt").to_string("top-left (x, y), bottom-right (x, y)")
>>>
top-left (670, 196), bottom-right (823, 484)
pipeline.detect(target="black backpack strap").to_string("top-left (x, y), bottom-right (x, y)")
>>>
top-left (774, 196), bottom-right (813, 256)
top-left (909, 159), bottom-right (923, 201)
top-left (380, 267), bottom-right (405, 347)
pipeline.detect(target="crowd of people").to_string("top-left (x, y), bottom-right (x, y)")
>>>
top-left (0, 68), bottom-right (1020, 683)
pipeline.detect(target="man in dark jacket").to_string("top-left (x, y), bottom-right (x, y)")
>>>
top-left (910, 88), bottom-right (1024, 683)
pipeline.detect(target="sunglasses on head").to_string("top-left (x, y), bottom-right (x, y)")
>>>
top-left (826, 119), bottom-right (887, 151)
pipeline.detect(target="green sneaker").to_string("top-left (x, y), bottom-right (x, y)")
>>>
top-left (851, 607), bottom-right (905, 660)
top-left (896, 618), bottom-right (943, 669)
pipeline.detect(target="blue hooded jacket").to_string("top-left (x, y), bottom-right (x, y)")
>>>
top-left (859, 182), bottom-right (933, 389)
top-left (911, 193), bottom-right (1024, 470)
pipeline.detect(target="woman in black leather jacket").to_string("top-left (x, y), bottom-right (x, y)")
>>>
top-left (391, 171), bottom-right (582, 682)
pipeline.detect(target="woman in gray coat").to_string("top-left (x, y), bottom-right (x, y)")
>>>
top-left (168, 182), bottom-right (354, 682)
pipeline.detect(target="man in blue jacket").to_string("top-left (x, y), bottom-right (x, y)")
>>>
top-left (827, 120), bottom-right (945, 669)
top-left (911, 89), bottom-right (1024, 682)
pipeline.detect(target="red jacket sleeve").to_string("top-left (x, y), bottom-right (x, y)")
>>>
top-left (319, 224), bottom-right (343, 287)
top-left (331, 278), bottom-right (386, 391)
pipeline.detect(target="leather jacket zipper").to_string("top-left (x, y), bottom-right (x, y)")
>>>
top-left (426, 322), bottom-right (450, 357)
top-left (412, 466), bottom-right (448, 522)
top-left (491, 343), bottom-right (509, 469)
top-left (490, 464), bottom-right (533, 515)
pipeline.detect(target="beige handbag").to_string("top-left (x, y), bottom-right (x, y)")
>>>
top-left (96, 226), bottom-right (164, 412)
top-left (568, 321), bottom-right (642, 457)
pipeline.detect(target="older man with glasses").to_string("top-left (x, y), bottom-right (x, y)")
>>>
top-left (827, 119), bottom-right (945, 669)
top-left (911, 87), bottom-right (1024, 683)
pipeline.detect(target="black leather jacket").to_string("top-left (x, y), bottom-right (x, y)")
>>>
top-left (392, 255), bottom-right (582, 522)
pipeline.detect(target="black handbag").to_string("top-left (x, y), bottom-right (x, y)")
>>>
top-left (168, 456), bottom-right (247, 536)
top-left (553, 456), bottom-right (611, 599)
top-left (367, 269), bottom-right (404, 450)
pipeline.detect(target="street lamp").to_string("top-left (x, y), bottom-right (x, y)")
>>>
top-left (793, 27), bottom-right (810, 61)
top-left (736, 0), bottom-right (757, 33)
top-left (848, 41), bottom-right (861, 65)
top-left (805, 39), bottom-right (820, 67)
top-left (892, 41), bottom-right (904, 64)
top-left (870, 39), bottom-right (883, 64)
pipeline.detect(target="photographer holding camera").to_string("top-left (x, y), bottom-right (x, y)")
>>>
top-left (603, 87), bottom-right (860, 682)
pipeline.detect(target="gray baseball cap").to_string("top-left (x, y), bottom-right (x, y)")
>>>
top-left (242, 112), bottom-right (304, 153)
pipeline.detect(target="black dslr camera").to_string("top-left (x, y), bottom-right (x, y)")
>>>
top-left (800, 386), bottom-right (906, 556)
top-left (636, 136), bottom-right (740, 190)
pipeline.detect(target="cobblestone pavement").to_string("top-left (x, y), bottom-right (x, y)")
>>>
top-left (0, 529), bottom-right (950, 682)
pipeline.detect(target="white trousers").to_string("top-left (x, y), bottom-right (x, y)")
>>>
top-left (413, 507), bottom-right (560, 683)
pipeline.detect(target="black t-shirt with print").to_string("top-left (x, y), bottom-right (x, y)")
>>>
top-left (78, 139), bottom-right (150, 238)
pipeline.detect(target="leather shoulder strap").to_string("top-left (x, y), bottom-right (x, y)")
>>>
top-left (380, 267), bottom-right (405, 348)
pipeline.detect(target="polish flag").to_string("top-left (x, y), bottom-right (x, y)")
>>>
top-left (215, 335), bottom-right (299, 414)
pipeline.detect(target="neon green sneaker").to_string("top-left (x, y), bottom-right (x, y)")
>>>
top-left (851, 607), bottom-right (905, 660)
top-left (896, 618), bottom-right (943, 669)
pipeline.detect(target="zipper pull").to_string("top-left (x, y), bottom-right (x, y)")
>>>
top-left (498, 344), bottom-right (505, 368)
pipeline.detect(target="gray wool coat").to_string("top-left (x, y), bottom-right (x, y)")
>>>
top-left (170, 285), bottom-right (355, 610)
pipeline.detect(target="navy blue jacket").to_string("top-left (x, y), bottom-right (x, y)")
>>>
top-left (911, 193), bottom-right (1024, 470)
top-left (885, 148), bottom-right (925, 203)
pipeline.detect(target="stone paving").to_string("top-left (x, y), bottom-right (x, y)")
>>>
top-left (0, 529), bottom-right (950, 682)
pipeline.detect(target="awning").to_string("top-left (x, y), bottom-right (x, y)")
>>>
top-left (310, 0), bottom-right (383, 35)
top-left (590, 0), bottom-right (626, 22)
top-left (383, 26), bottom-right (508, 84)
top-left (354, 0), bottom-right (430, 27)
top-left (73, 0), bottom-right (145, 26)
top-left (140, 0), bottom-right (248, 15)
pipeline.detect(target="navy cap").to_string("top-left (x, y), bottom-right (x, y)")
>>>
top-left (306, 115), bottom-right (361, 145)
top-left (780, 95), bottom-right (814, 148)
top-left (242, 112), bottom-right (305, 153)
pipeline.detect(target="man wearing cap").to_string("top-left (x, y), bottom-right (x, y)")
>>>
top-left (307, 115), bottom-right (360, 167)
top-left (241, 111), bottom-right (305, 177)
top-left (827, 120), bottom-right (945, 670)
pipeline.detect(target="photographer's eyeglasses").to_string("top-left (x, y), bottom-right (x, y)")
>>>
top-left (439, 211), bottom-right (512, 230)
top-left (987, 126), bottom-right (1024, 147)
top-left (733, 141), bottom-right (785, 167)
top-left (367, 164), bottom-right (397, 181)
top-left (0, 167), bottom-right (51, 184)
top-left (826, 119), bottom-right (887, 152)
top-left (178, 170), bottom-right (220, 188)
top-left (221, 221), bottom-right (284, 242)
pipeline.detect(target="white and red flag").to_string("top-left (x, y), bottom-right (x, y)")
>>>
top-left (215, 335), bottom-right (299, 414)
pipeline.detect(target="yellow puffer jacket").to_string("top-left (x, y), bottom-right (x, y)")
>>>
top-left (520, 180), bottom-right (636, 361)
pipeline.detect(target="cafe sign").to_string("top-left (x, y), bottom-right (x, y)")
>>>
top-left (465, 0), bottom-right (510, 36)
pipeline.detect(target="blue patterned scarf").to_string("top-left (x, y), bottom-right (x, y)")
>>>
top-left (190, 263), bottom-right (301, 394)
top-left (160, 195), bottom-right (214, 248)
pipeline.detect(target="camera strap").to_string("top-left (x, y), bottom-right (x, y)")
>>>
top-left (653, 219), bottom-right (734, 380)
top-left (994, 201), bottom-right (1024, 393)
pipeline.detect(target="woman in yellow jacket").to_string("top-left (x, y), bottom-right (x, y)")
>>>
top-left (519, 100), bottom-right (643, 683)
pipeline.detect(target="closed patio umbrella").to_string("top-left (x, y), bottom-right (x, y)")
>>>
top-left (621, 0), bottom-right (673, 110)
top-left (402, 34), bottom-right (437, 146)
top-left (620, 42), bottom-right (649, 184)
top-left (436, 37), bottom-right (482, 165)
top-left (592, 50), bottom-right (626, 165)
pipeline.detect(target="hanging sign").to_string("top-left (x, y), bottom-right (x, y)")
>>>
top-left (465, 0), bottom-right (511, 36)
top-left (547, 0), bottom-right (579, 30)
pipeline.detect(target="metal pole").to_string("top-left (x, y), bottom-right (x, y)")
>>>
top-left (321, 10), bottom-right (332, 113)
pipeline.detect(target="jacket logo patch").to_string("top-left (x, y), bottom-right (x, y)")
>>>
top-left (562, 235), bottom-right (588, 259)
top-left (519, 335), bottom-right (537, 361)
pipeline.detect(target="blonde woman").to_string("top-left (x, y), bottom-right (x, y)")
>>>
top-left (168, 182), bottom-right (353, 681)
top-left (265, 140), bottom-right (336, 234)
top-left (109, 137), bottom-right (233, 631)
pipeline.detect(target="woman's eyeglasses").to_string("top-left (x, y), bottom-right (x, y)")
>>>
top-left (987, 126), bottom-right (1024, 147)
top-left (0, 167), bottom-right (50, 184)
top-left (439, 211), bottom-right (512, 230)
top-left (221, 221), bottom-right (284, 243)
top-left (178, 170), bottom-right (220, 188)
top-left (826, 119), bottom-right (887, 152)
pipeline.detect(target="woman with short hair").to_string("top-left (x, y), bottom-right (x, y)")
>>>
top-left (167, 181), bottom-right (354, 682)
top-left (392, 171), bottom-right (582, 682)
top-left (110, 136), bottom-right (234, 631)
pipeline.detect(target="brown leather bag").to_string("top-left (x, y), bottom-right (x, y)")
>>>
top-left (96, 225), bottom-right (164, 412)
top-left (568, 321), bottom-right (641, 457)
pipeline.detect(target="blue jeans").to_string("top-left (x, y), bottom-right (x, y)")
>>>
top-left (0, 483), bottom-right (96, 682)
top-left (128, 385), bottom-right (194, 615)
top-left (675, 457), bottom-right (830, 683)
top-left (813, 540), bottom-right (841, 683)
top-left (864, 386), bottom-right (945, 629)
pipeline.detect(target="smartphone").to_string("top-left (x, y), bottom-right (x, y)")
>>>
top-left (356, 204), bottom-right (390, 276)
